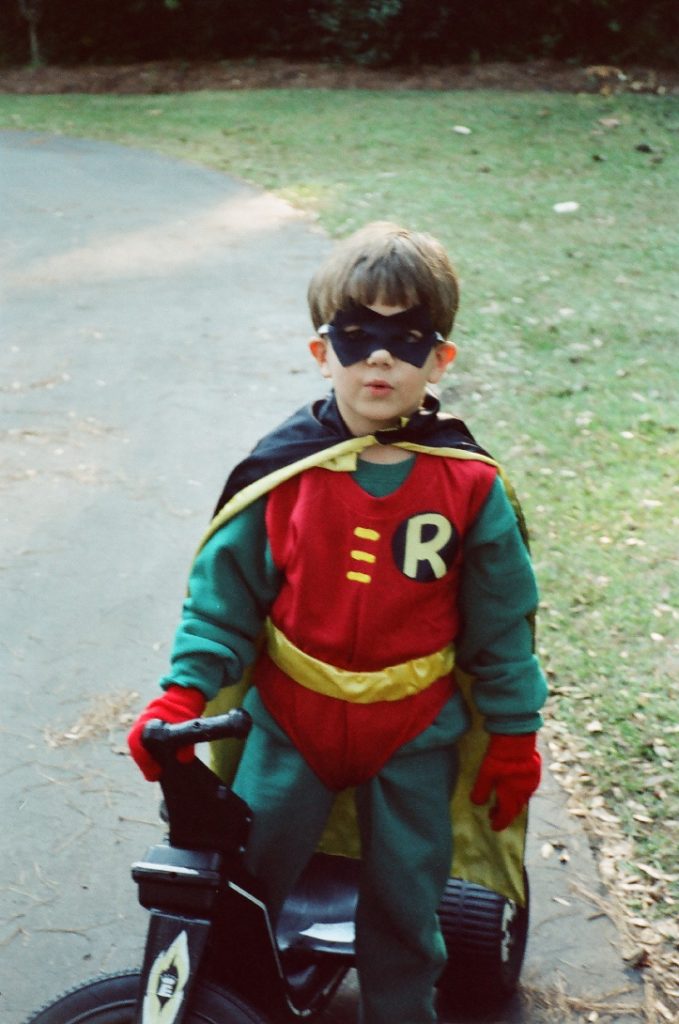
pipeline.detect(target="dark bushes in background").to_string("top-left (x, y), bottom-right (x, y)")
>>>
top-left (2, 0), bottom-right (678, 68)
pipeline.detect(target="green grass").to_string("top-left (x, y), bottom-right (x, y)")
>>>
top-left (2, 88), bottom-right (678, 907)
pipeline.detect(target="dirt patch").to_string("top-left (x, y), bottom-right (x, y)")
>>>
top-left (1, 57), bottom-right (677, 95)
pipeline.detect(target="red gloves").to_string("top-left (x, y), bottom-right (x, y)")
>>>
top-left (127, 685), bottom-right (206, 782)
top-left (470, 733), bottom-right (541, 831)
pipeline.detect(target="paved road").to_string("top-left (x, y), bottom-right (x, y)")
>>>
top-left (0, 131), bottom-right (643, 1023)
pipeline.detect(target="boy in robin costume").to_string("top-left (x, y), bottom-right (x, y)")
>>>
top-left (129, 222), bottom-right (548, 1024)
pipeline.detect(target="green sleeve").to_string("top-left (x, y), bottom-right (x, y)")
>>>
top-left (456, 476), bottom-right (548, 734)
top-left (160, 497), bottom-right (282, 700)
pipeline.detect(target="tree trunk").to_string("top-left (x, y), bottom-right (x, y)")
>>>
top-left (28, 20), bottom-right (42, 65)
top-left (18, 0), bottom-right (44, 66)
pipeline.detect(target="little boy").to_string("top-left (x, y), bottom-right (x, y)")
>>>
top-left (129, 222), bottom-right (547, 1024)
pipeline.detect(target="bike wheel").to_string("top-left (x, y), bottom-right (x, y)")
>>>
top-left (24, 970), bottom-right (269, 1024)
top-left (437, 874), bottom-right (529, 1010)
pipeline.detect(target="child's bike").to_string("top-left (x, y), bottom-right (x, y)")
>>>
top-left (24, 710), bottom-right (529, 1023)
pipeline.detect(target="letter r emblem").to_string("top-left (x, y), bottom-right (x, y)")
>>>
top-left (393, 513), bottom-right (458, 582)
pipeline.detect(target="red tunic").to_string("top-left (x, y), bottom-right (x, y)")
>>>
top-left (253, 454), bottom-right (496, 788)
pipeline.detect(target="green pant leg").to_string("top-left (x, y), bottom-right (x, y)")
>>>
top-left (232, 689), bottom-right (335, 914)
top-left (354, 699), bottom-right (465, 1024)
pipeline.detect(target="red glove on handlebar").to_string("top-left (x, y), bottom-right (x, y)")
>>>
top-left (127, 685), bottom-right (206, 782)
top-left (470, 733), bottom-right (541, 832)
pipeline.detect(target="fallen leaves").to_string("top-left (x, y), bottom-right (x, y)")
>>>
top-left (634, 863), bottom-right (679, 885)
top-left (43, 691), bottom-right (139, 749)
top-left (544, 721), bottom-right (679, 1015)
top-left (541, 840), bottom-right (571, 864)
top-left (521, 980), bottom-right (648, 1023)
top-left (585, 65), bottom-right (627, 94)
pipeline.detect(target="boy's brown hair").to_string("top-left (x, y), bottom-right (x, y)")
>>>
top-left (308, 222), bottom-right (459, 338)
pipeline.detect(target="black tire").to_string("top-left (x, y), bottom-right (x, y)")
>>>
top-left (437, 874), bottom-right (529, 1010)
top-left (24, 970), bottom-right (269, 1024)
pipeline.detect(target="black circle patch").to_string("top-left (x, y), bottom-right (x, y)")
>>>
top-left (392, 512), bottom-right (458, 582)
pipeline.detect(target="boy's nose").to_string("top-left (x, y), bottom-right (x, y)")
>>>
top-left (366, 347), bottom-right (394, 366)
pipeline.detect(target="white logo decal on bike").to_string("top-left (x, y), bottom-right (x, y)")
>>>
top-left (143, 930), bottom-right (190, 1024)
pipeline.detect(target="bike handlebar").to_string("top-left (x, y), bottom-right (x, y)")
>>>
top-left (142, 709), bottom-right (252, 763)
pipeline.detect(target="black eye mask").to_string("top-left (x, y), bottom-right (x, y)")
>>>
top-left (319, 303), bottom-right (443, 368)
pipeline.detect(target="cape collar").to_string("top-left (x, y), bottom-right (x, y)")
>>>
top-left (213, 391), bottom-right (488, 517)
top-left (314, 389), bottom-right (481, 448)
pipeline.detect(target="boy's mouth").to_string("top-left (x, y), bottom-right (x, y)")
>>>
top-left (365, 378), bottom-right (394, 394)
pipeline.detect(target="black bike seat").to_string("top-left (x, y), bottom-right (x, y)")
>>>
top-left (276, 853), bottom-right (359, 958)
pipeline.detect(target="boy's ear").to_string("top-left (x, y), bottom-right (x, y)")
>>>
top-left (309, 337), bottom-right (332, 377)
top-left (428, 341), bottom-right (457, 382)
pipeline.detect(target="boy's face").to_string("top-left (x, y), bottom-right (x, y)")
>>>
top-left (310, 302), bottom-right (456, 437)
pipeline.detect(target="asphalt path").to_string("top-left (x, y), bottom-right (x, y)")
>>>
top-left (1, 131), bottom-right (643, 1023)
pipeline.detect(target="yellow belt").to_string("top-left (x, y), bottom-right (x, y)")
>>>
top-left (264, 619), bottom-right (455, 704)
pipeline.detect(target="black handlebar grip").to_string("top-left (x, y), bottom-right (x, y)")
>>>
top-left (142, 709), bottom-right (251, 763)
